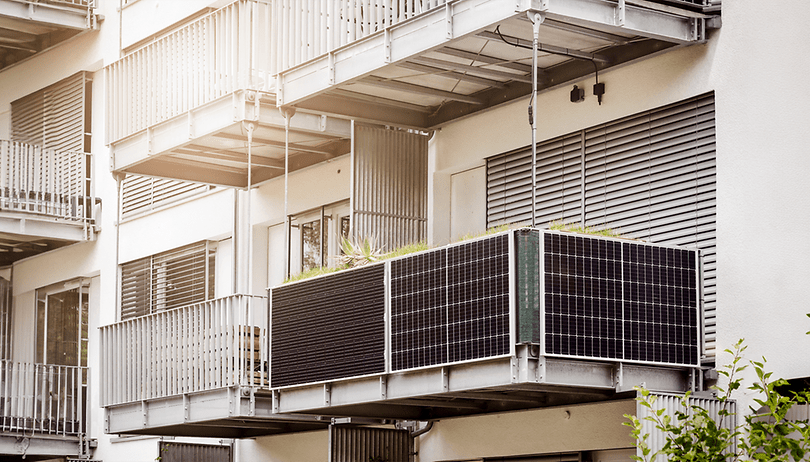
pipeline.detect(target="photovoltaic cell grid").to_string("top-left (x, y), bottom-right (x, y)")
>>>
top-left (270, 264), bottom-right (386, 387)
top-left (622, 242), bottom-right (698, 365)
top-left (543, 233), bottom-right (699, 366)
top-left (544, 233), bottom-right (624, 359)
top-left (391, 234), bottom-right (511, 371)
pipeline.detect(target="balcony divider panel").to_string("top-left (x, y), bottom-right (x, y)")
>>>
top-left (485, 93), bottom-right (717, 361)
top-left (352, 125), bottom-right (428, 252)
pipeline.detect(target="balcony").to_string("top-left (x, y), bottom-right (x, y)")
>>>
top-left (0, 0), bottom-right (99, 71)
top-left (270, 229), bottom-right (701, 420)
top-left (100, 294), bottom-right (329, 437)
top-left (106, 0), bottom-right (351, 188)
top-left (0, 360), bottom-right (90, 458)
top-left (0, 140), bottom-right (98, 265)
top-left (276, 0), bottom-right (720, 128)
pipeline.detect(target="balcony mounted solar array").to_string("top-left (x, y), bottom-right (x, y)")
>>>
top-left (269, 228), bottom-right (700, 389)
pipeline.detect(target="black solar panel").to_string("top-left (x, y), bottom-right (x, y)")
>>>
top-left (270, 265), bottom-right (386, 387)
top-left (391, 234), bottom-right (510, 371)
top-left (542, 232), bottom-right (699, 366)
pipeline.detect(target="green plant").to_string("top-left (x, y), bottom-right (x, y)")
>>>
top-left (625, 338), bottom-right (810, 462)
top-left (549, 220), bottom-right (622, 238)
top-left (380, 241), bottom-right (430, 260)
top-left (459, 223), bottom-right (515, 241)
top-left (337, 235), bottom-right (386, 268)
top-left (284, 265), bottom-right (344, 283)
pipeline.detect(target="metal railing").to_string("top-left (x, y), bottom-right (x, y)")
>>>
top-left (0, 140), bottom-right (96, 231)
top-left (274, 0), bottom-right (448, 71)
top-left (0, 360), bottom-right (87, 436)
top-left (105, 0), bottom-right (274, 144)
top-left (100, 294), bottom-right (268, 406)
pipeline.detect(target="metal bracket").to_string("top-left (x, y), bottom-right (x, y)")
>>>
top-left (617, 0), bottom-right (626, 27)
top-left (324, 383), bottom-right (332, 406)
top-left (272, 389), bottom-right (280, 414)
top-left (614, 362), bottom-right (624, 391)
top-left (384, 28), bottom-right (392, 63)
top-left (183, 394), bottom-right (190, 422)
top-left (445, 3), bottom-right (453, 39)
top-left (441, 367), bottom-right (449, 392)
top-left (510, 356), bottom-right (518, 383)
top-left (329, 51), bottom-right (337, 84)
top-left (380, 376), bottom-right (388, 400)
top-left (141, 400), bottom-right (148, 427)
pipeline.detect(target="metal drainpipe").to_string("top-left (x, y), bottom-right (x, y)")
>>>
top-left (530, 12), bottom-right (544, 228)
top-left (114, 172), bottom-right (124, 321)
top-left (410, 420), bottom-right (434, 438)
top-left (281, 107), bottom-right (296, 279)
top-left (246, 121), bottom-right (254, 295)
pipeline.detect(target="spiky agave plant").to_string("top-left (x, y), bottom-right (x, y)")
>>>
top-left (336, 235), bottom-right (385, 268)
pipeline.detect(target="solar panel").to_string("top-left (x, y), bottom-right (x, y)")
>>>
top-left (541, 232), bottom-right (699, 366)
top-left (391, 234), bottom-right (511, 371)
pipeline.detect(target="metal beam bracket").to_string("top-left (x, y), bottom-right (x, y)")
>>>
top-left (324, 383), bottom-right (332, 406)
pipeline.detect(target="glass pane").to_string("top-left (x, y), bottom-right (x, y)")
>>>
top-left (46, 289), bottom-right (80, 366)
top-left (302, 220), bottom-right (321, 271)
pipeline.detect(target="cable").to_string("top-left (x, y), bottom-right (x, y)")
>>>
top-left (494, 25), bottom-right (602, 101)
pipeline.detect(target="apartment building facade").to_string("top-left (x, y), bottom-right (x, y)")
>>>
top-left (0, 0), bottom-right (808, 461)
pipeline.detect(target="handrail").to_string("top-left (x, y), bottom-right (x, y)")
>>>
top-left (274, 0), bottom-right (448, 72)
top-left (0, 140), bottom-right (96, 231)
top-left (0, 360), bottom-right (88, 436)
top-left (100, 294), bottom-right (268, 406)
top-left (105, 0), bottom-right (274, 145)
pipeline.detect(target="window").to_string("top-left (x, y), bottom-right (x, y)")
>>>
top-left (120, 241), bottom-right (216, 320)
top-left (486, 93), bottom-right (717, 360)
top-left (289, 202), bottom-right (350, 275)
top-left (35, 282), bottom-right (89, 372)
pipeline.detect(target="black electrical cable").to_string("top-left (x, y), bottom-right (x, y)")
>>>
top-left (494, 25), bottom-right (601, 96)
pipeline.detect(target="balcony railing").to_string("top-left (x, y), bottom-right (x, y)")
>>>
top-left (0, 360), bottom-right (87, 436)
top-left (105, 0), bottom-right (274, 144)
top-left (100, 294), bottom-right (268, 406)
top-left (0, 140), bottom-right (95, 229)
top-left (275, 0), bottom-right (448, 71)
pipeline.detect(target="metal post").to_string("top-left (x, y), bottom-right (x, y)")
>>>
top-left (530, 12), bottom-right (543, 228)
top-left (281, 107), bottom-right (296, 279)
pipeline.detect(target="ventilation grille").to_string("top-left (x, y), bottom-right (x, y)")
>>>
top-left (391, 234), bottom-right (510, 371)
top-left (330, 426), bottom-right (413, 462)
top-left (543, 232), bottom-right (699, 365)
top-left (271, 265), bottom-right (386, 387)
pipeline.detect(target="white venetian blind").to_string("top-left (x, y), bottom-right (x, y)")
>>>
top-left (120, 241), bottom-right (217, 320)
top-left (121, 175), bottom-right (213, 217)
top-left (486, 93), bottom-right (717, 361)
top-left (11, 71), bottom-right (90, 153)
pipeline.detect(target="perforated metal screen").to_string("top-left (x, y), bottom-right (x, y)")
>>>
top-left (271, 264), bottom-right (386, 387)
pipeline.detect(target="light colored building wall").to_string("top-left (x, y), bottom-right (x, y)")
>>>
top-left (432, 0), bottom-right (810, 409)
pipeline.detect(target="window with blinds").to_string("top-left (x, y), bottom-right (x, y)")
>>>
top-left (120, 241), bottom-right (217, 320)
top-left (11, 71), bottom-right (92, 153)
top-left (122, 175), bottom-right (214, 217)
top-left (486, 93), bottom-right (717, 362)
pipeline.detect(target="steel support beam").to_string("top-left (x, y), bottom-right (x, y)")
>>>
top-left (0, 0), bottom-right (93, 29)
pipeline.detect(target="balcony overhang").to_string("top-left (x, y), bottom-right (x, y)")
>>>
top-left (110, 91), bottom-right (352, 188)
top-left (0, 0), bottom-right (99, 71)
top-left (277, 0), bottom-right (718, 129)
top-left (105, 386), bottom-right (330, 438)
top-left (0, 433), bottom-right (83, 459)
top-left (273, 348), bottom-right (693, 420)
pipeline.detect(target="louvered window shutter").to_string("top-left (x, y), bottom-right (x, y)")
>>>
top-left (122, 175), bottom-right (213, 217)
top-left (120, 241), bottom-right (217, 320)
top-left (11, 72), bottom-right (90, 153)
top-left (486, 93), bottom-right (717, 361)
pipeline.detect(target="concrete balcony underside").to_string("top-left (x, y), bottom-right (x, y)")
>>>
top-left (110, 91), bottom-right (352, 188)
top-left (0, 213), bottom-right (92, 265)
top-left (105, 387), bottom-right (330, 438)
top-left (278, 0), bottom-right (716, 129)
top-left (0, 0), bottom-right (97, 71)
top-left (105, 354), bottom-right (692, 437)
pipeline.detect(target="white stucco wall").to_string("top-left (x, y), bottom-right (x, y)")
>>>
top-left (433, 0), bottom-right (810, 411)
